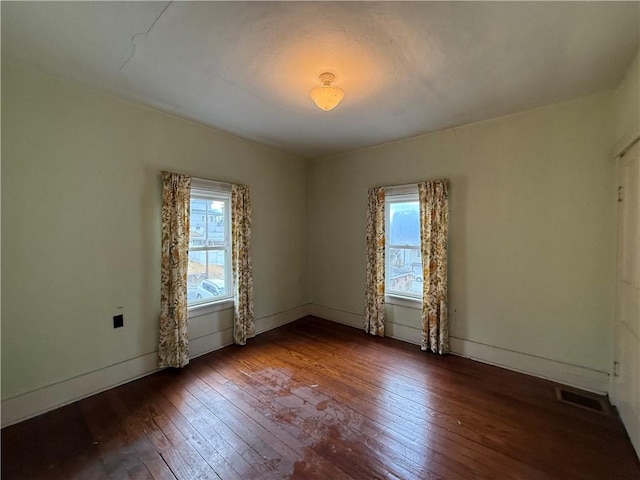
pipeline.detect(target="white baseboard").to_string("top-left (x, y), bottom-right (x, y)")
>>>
top-left (307, 304), bottom-right (422, 346)
top-left (309, 303), bottom-right (609, 394)
top-left (189, 327), bottom-right (235, 359)
top-left (189, 304), bottom-right (310, 360)
top-left (1, 352), bottom-right (160, 428)
top-left (386, 322), bottom-right (422, 345)
top-left (308, 304), bottom-right (362, 328)
top-left (1, 304), bottom-right (310, 428)
top-left (256, 304), bottom-right (310, 335)
top-left (449, 337), bottom-right (609, 394)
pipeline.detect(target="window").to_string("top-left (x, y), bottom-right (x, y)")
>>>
top-left (187, 181), bottom-right (232, 307)
top-left (385, 191), bottom-right (422, 300)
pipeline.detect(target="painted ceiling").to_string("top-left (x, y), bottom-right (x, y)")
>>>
top-left (2, 1), bottom-right (639, 158)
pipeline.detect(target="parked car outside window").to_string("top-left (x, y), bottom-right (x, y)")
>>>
top-left (195, 279), bottom-right (226, 300)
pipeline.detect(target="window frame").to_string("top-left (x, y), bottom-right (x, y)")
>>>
top-left (385, 190), bottom-right (422, 304)
top-left (188, 182), bottom-right (233, 311)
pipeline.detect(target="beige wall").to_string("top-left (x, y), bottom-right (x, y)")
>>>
top-left (1, 63), bottom-right (308, 401)
top-left (309, 91), bottom-right (616, 374)
top-left (2, 52), bottom-right (633, 414)
top-left (614, 51), bottom-right (640, 153)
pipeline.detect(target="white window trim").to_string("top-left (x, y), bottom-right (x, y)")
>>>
top-left (385, 294), bottom-right (422, 309)
top-left (188, 299), bottom-right (234, 319)
top-left (385, 184), bottom-right (418, 196)
top-left (385, 188), bottom-right (422, 301)
top-left (191, 177), bottom-right (232, 193)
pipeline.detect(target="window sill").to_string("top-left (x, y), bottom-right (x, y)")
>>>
top-left (385, 294), bottom-right (422, 310)
top-left (188, 299), bottom-right (234, 319)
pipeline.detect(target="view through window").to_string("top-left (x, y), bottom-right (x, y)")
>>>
top-left (187, 191), bottom-right (232, 306)
top-left (386, 195), bottom-right (422, 299)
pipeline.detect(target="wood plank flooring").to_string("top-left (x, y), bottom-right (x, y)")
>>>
top-left (2, 316), bottom-right (639, 479)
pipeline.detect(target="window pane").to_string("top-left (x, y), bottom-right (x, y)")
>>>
top-left (208, 200), bottom-right (226, 247)
top-left (187, 250), bottom-right (228, 304)
top-left (389, 202), bottom-right (420, 246)
top-left (189, 198), bottom-right (226, 248)
top-left (388, 248), bottom-right (422, 296)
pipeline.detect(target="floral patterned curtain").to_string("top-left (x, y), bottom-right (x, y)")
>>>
top-left (232, 184), bottom-right (255, 345)
top-left (364, 187), bottom-right (386, 336)
top-left (418, 180), bottom-right (449, 354)
top-left (158, 171), bottom-right (191, 368)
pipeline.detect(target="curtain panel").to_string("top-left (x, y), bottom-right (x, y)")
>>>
top-left (418, 180), bottom-right (449, 354)
top-left (364, 186), bottom-right (386, 336)
top-left (158, 171), bottom-right (191, 368)
top-left (231, 184), bottom-right (255, 345)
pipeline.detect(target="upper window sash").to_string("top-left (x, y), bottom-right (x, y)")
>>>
top-left (189, 194), bottom-right (230, 244)
top-left (385, 192), bottom-right (420, 247)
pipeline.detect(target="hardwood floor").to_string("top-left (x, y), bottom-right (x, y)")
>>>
top-left (2, 316), bottom-right (639, 479)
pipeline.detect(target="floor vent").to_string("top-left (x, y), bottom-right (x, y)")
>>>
top-left (556, 387), bottom-right (610, 416)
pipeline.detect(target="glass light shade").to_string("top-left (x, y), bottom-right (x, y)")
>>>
top-left (310, 85), bottom-right (345, 111)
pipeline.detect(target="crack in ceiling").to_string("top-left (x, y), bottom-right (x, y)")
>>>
top-left (119, 1), bottom-right (173, 72)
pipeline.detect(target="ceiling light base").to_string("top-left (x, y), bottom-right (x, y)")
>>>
top-left (318, 72), bottom-right (335, 86)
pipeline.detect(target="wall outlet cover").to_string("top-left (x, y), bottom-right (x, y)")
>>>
top-left (113, 314), bottom-right (124, 328)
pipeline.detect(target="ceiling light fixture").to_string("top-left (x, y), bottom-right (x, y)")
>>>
top-left (309, 72), bottom-right (344, 111)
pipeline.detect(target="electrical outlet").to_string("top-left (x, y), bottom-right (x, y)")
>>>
top-left (113, 314), bottom-right (124, 328)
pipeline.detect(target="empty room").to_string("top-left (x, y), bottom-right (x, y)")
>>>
top-left (2, 2), bottom-right (639, 479)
